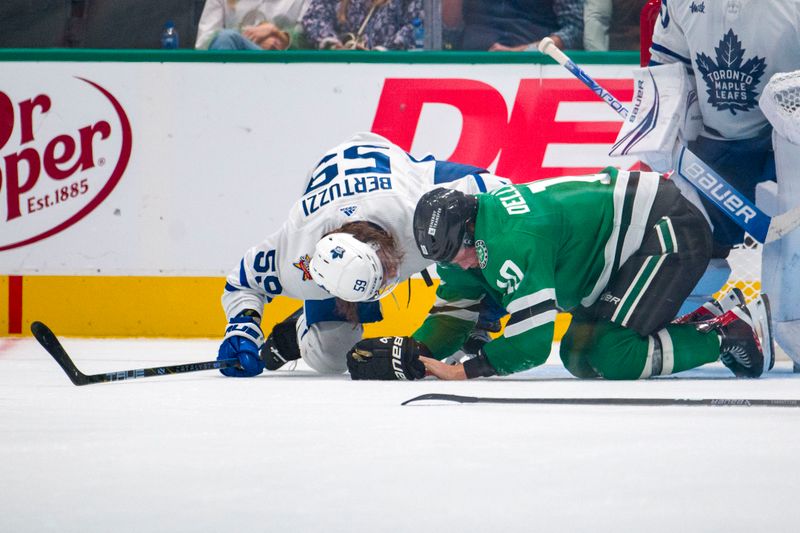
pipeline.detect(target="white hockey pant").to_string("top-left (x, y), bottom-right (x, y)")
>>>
top-left (295, 312), bottom-right (362, 374)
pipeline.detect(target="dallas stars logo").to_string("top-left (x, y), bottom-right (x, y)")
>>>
top-left (695, 29), bottom-right (766, 115)
top-left (475, 240), bottom-right (488, 269)
top-left (293, 254), bottom-right (313, 281)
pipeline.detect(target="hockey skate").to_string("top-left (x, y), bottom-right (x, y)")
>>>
top-left (698, 295), bottom-right (775, 378)
top-left (673, 287), bottom-right (745, 324)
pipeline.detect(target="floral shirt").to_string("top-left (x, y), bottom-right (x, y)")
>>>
top-left (302, 0), bottom-right (423, 50)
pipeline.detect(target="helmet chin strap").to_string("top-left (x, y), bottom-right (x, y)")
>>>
top-left (462, 220), bottom-right (476, 248)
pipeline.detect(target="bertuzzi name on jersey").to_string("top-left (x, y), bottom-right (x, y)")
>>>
top-left (301, 175), bottom-right (393, 216)
top-left (221, 131), bottom-right (510, 319)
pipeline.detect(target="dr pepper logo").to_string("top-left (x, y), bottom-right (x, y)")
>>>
top-left (0, 77), bottom-right (132, 251)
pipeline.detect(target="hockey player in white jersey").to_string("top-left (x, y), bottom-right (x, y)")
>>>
top-left (645, 0), bottom-right (800, 365)
top-left (217, 132), bottom-right (510, 377)
top-left (649, 0), bottom-right (800, 257)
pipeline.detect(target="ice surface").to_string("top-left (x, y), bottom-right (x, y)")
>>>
top-left (1, 336), bottom-right (799, 533)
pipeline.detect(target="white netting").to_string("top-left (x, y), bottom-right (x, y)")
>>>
top-left (718, 235), bottom-right (761, 303)
top-left (717, 71), bottom-right (800, 303)
top-left (760, 70), bottom-right (800, 144)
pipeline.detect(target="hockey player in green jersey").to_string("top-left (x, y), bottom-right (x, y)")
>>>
top-left (345, 168), bottom-right (775, 381)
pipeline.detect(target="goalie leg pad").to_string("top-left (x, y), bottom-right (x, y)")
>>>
top-left (347, 336), bottom-right (429, 380)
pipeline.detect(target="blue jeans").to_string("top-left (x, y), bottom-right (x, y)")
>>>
top-left (209, 29), bottom-right (261, 50)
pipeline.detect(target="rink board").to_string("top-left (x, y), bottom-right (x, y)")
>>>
top-left (0, 50), bottom-right (634, 337)
top-left (1, 274), bottom-right (572, 339)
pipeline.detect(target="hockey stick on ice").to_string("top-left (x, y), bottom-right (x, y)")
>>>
top-left (537, 37), bottom-right (800, 244)
top-left (402, 393), bottom-right (800, 408)
top-left (31, 321), bottom-right (239, 386)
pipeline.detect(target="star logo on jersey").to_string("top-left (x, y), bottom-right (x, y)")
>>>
top-left (331, 246), bottom-right (345, 259)
top-left (689, 1), bottom-right (704, 13)
top-left (293, 255), bottom-right (313, 281)
top-left (695, 29), bottom-right (766, 115)
top-left (475, 240), bottom-right (488, 269)
top-left (340, 205), bottom-right (358, 217)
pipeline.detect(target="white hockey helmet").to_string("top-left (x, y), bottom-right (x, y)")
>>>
top-left (309, 233), bottom-right (388, 302)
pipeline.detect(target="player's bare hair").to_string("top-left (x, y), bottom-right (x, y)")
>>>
top-left (326, 221), bottom-right (403, 323)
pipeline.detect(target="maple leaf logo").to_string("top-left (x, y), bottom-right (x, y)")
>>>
top-left (695, 29), bottom-right (766, 115)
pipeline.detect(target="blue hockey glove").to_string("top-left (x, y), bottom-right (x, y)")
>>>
top-left (218, 314), bottom-right (266, 377)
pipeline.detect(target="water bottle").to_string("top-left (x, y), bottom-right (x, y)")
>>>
top-left (412, 18), bottom-right (424, 51)
top-left (160, 20), bottom-right (179, 49)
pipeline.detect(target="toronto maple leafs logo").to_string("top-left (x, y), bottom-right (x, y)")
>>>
top-left (695, 29), bottom-right (766, 115)
top-left (331, 246), bottom-right (345, 259)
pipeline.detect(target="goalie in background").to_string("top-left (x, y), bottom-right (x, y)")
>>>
top-left (347, 172), bottom-right (775, 381)
top-left (639, 0), bottom-right (800, 368)
top-left (217, 132), bottom-right (510, 377)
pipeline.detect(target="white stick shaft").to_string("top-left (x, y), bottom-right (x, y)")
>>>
top-left (538, 37), bottom-right (569, 66)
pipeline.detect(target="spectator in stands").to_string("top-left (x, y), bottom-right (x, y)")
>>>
top-left (583, 0), bottom-right (648, 51)
top-left (441, 0), bottom-right (583, 51)
top-left (302, 0), bottom-right (423, 50)
top-left (195, 0), bottom-right (310, 50)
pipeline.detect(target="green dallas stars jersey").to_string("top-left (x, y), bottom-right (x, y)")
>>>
top-left (413, 168), bottom-right (663, 375)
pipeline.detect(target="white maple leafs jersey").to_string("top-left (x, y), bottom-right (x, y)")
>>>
top-left (649, 0), bottom-right (800, 140)
top-left (222, 132), bottom-right (510, 320)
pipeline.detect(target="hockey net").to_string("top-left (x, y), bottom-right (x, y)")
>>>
top-left (719, 238), bottom-right (761, 303)
top-left (721, 70), bottom-right (800, 302)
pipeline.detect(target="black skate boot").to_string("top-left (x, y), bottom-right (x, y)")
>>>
top-left (698, 295), bottom-right (774, 378)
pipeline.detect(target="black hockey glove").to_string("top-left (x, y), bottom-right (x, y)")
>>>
top-left (260, 309), bottom-right (302, 371)
top-left (347, 336), bottom-right (429, 380)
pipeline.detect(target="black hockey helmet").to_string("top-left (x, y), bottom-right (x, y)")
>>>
top-left (413, 187), bottom-right (478, 262)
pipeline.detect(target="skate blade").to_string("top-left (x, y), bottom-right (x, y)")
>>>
top-left (719, 287), bottom-right (746, 313)
top-left (747, 295), bottom-right (775, 373)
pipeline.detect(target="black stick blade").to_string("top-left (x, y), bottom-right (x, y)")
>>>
top-left (31, 321), bottom-right (89, 386)
top-left (402, 393), bottom-right (800, 408)
top-left (402, 393), bottom-right (478, 405)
